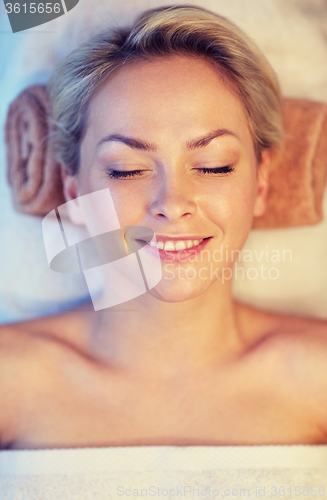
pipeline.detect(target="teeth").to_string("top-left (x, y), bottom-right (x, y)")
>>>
top-left (146, 238), bottom-right (203, 251)
top-left (164, 241), bottom-right (175, 251)
top-left (175, 240), bottom-right (187, 251)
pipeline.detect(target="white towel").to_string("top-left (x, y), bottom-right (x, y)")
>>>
top-left (1, 446), bottom-right (327, 499)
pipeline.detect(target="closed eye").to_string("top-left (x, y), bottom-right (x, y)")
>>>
top-left (106, 169), bottom-right (144, 179)
top-left (106, 165), bottom-right (235, 179)
top-left (196, 166), bottom-right (235, 175)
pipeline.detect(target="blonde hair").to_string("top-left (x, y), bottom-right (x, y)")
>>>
top-left (48, 5), bottom-right (284, 175)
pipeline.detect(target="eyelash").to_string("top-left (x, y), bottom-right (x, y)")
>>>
top-left (196, 166), bottom-right (235, 175)
top-left (106, 166), bottom-right (235, 179)
top-left (106, 169), bottom-right (144, 179)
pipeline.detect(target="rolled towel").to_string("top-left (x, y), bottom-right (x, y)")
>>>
top-left (253, 98), bottom-right (327, 228)
top-left (4, 87), bottom-right (327, 227)
top-left (5, 85), bottom-right (65, 216)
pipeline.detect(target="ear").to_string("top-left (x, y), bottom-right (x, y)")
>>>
top-left (60, 166), bottom-right (85, 225)
top-left (253, 149), bottom-right (270, 218)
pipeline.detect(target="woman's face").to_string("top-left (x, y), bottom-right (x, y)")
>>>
top-left (64, 55), bottom-right (269, 302)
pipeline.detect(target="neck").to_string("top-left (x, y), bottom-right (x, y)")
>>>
top-left (87, 280), bottom-right (244, 378)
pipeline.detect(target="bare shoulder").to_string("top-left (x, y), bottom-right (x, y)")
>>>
top-left (244, 305), bottom-right (327, 434)
top-left (277, 313), bottom-right (327, 378)
top-left (276, 314), bottom-right (327, 429)
top-left (271, 312), bottom-right (327, 362)
top-left (0, 314), bottom-right (71, 360)
top-left (0, 307), bottom-right (94, 394)
top-left (0, 321), bottom-right (39, 369)
top-left (241, 303), bottom-right (327, 369)
top-left (0, 320), bottom-right (57, 399)
top-left (0, 322), bottom-right (37, 446)
top-left (0, 305), bottom-right (92, 353)
top-left (0, 310), bottom-right (90, 444)
top-left (235, 300), bottom-right (327, 349)
top-left (236, 301), bottom-right (327, 404)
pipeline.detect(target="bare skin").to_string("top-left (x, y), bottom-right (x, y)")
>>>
top-left (0, 301), bottom-right (327, 450)
top-left (1, 56), bottom-right (326, 449)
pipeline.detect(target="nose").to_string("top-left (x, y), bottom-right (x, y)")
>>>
top-left (148, 173), bottom-right (197, 222)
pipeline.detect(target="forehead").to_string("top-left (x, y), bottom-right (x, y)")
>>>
top-left (85, 55), bottom-right (252, 147)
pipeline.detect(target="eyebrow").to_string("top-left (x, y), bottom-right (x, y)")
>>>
top-left (96, 129), bottom-right (240, 152)
top-left (186, 129), bottom-right (240, 150)
top-left (97, 134), bottom-right (157, 152)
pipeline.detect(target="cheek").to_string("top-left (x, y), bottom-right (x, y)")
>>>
top-left (205, 176), bottom-right (257, 242)
top-left (106, 184), bottom-right (151, 225)
top-left (74, 177), bottom-right (147, 234)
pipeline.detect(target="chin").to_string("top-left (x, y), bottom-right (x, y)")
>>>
top-left (146, 278), bottom-right (213, 303)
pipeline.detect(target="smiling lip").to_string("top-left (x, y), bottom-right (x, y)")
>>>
top-left (140, 236), bottom-right (212, 262)
top-left (149, 235), bottom-right (210, 242)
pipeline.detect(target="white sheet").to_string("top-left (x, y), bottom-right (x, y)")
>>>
top-left (1, 446), bottom-right (327, 499)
